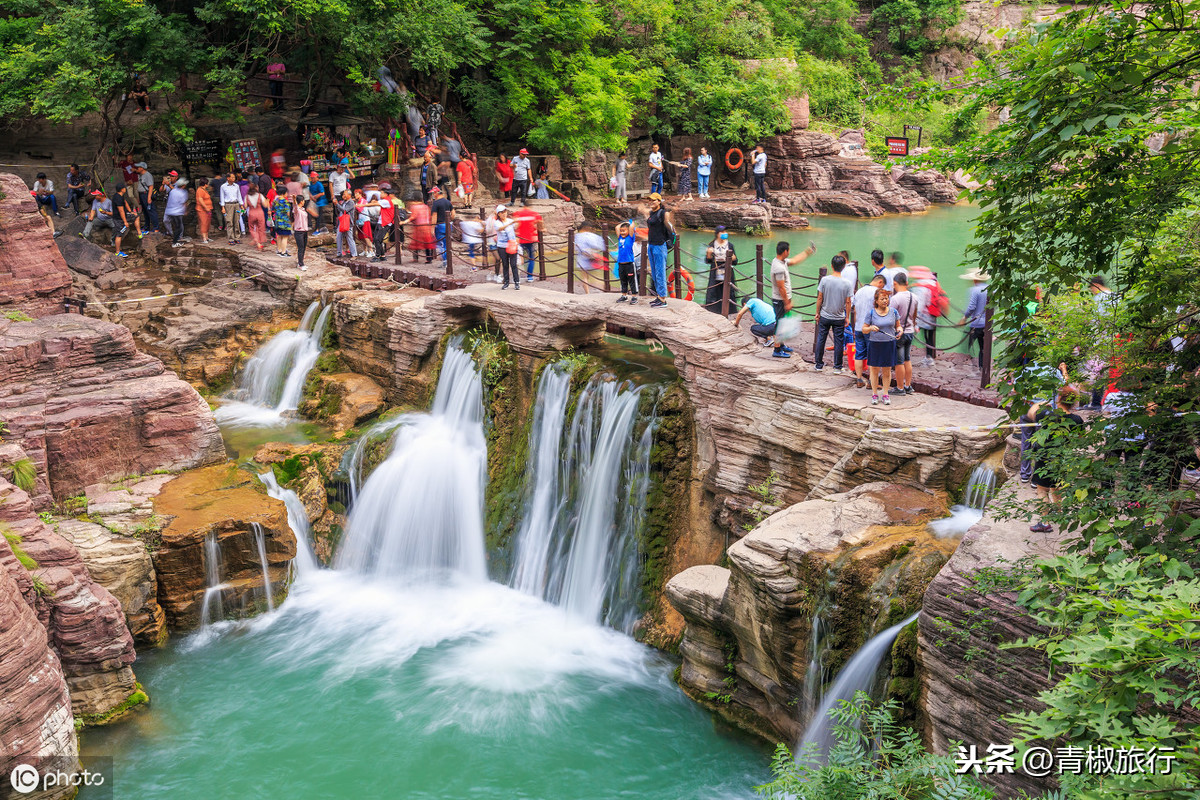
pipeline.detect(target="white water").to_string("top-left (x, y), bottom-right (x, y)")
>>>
top-left (798, 612), bottom-right (920, 761)
top-left (334, 344), bottom-right (488, 580)
top-left (252, 523), bottom-right (275, 613)
top-left (509, 372), bottom-right (656, 630)
top-left (216, 301), bottom-right (333, 427)
top-left (930, 464), bottom-right (997, 538)
top-left (342, 414), bottom-right (409, 503)
top-left (802, 612), bottom-right (827, 723)
top-left (260, 470), bottom-right (318, 575)
top-left (198, 532), bottom-right (226, 629)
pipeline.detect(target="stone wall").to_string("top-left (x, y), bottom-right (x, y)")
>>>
top-left (0, 173), bottom-right (73, 318)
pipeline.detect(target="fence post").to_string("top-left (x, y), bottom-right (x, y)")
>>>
top-left (981, 305), bottom-right (994, 389)
top-left (393, 214), bottom-right (402, 266)
top-left (638, 244), bottom-right (648, 297)
top-left (755, 244), bottom-right (764, 300)
top-left (601, 224), bottom-right (611, 293)
top-left (538, 237), bottom-right (546, 281)
top-left (673, 237), bottom-right (682, 301)
top-left (721, 252), bottom-right (734, 317)
top-left (566, 227), bottom-right (575, 294)
top-left (444, 221), bottom-right (453, 275)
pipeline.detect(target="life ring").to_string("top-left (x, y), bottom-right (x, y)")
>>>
top-left (725, 148), bottom-right (744, 171)
top-left (667, 268), bottom-right (695, 301)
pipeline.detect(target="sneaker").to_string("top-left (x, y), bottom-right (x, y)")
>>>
top-left (299, 265), bottom-right (307, 271)
top-left (1030, 522), bottom-right (1053, 533)
top-left (772, 349), bottom-right (791, 359)
top-left (1020, 475), bottom-right (1031, 484)
top-left (856, 378), bottom-right (866, 389)
top-left (762, 340), bottom-right (774, 348)
top-left (501, 283), bottom-right (509, 290)
top-left (814, 364), bottom-right (823, 371)
top-left (650, 299), bottom-right (667, 308)
top-left (629, 297), bottom-right (638, 305)
top-left (137, 232), bottom-right (145, 239)
top-left (117, 251), bottom-right (129, 258)
top-left (617, 295), bottom-right (628, 302)
top-left (172, 242), bottom-right (183, 248)
top-left (883, 395), bottom-right (891, 405)
top-left (904, 386), bottom-right (915, 395)
top-left (53, 231), bottom-right (63, 238)
top-left (201, 239), bottom-right (210, 244)
top-left (782, 345), bottom-right (793, 354)
top-left (513, 284), bottom-right (520, 290)
top-left (871, 395), bottom-right (879, 405)
top-left (833, 366), bottom-right (844, 374)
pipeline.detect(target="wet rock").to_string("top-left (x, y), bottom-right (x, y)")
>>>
top-left (300, 372), bottom-right (385, 433)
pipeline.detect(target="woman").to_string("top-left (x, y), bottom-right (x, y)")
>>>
top-left (703, 228), bottom-right (738, 314)
top-left (862, 288), bottom-right (902, 405)
top-left (494, 205), bottom-right (520, 289)
top-left (697, 147), bottom-right (713, 198)
top-left (245, 182), bottom-right (268, 250)
top-left (272, 186), bottom-right (292, 256)
top-left (195, 180), bottom-right (213, 243)
top-left (354, 188), bottom-right (372, 250)
top-left (292, 193), bottom-right (313, 270)
top-left (407, 198), bottom-right (435, 264)
top-left (335, 189), bottom-right (357, 257)
top-left (672, 148), bottom-right (693, 199)
top-left (494, 155), bottom-right (514, 201)
top-left (613, 152), bottom-right (628, 202)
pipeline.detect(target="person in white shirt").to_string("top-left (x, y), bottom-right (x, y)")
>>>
top-left (164, 179), bottom-right (190, 246)
top-left (460, 209), bottom-right (485, 269)
top-left (328, 163), bottom-right (351, 227)
top-left (510, 148), bottom-right (532, 207)
top-left (32, 173), bottom-right (59, 216)
top-left (751, 145), bottom-right (768, 203)
top-left (219, 172), bottom-right (245, 245)
top-left (648, 144), bottom-right (664, 195)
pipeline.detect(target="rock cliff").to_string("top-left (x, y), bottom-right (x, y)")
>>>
top-left (0, 173), bottom-right (73, 319)
top-left (666, 483), bottom-right (955, 742)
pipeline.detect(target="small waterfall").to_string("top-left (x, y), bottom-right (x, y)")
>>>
top-left (802, 612), bottom-right (828, 723)
top-left (198, 532), bottom-right (227, 628)
top-left (334, 344), bottom-right (488, 580)
top-left (342, 415), bottom-right (409, 504)
top-left (930, 463), bottom-right (997, 538)
top-left (509, 372), bottom-right (657, 631)
top-left (798, 612), bottom-right (919, 762)
top-left (252, 523), bottom-right (275, 612)
top-left (260, 470), bottom-right (318, 575)
top-left (216, 301), bottom-right (333, 425)
top-left (963, 464), bottom-right (997, 510)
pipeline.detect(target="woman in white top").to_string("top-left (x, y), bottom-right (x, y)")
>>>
top-left (292, 194), bottom-right (313, 270)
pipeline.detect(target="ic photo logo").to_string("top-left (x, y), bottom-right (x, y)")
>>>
top-left (5, 761), bottom-right (109, 798)
top-left (8, 765), bottom-right (38, 794)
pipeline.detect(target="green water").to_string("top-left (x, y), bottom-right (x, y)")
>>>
top-left (80, 573), bottom-right (768, 799)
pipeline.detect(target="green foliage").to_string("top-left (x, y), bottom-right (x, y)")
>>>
top-left (868, 0), bottom-right (964, 57)
top-left (36, 511), bottom-right (54, 525)
top-left (271, 455), bottom-right (307, 487)
top-left (2, 525), bottom-right (39, 571)
top-left (3, 310), bottom-right (34, 322)
top-left (742, 470), bottom-right (779, 532)
top-left (10, 458), bottom-right (37, 494)
top-left (758, 695), bottom-right (994, 799)
top-left (657, 57), bottom-right (797, 143)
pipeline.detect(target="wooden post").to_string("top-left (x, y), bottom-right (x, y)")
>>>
top-left (393, 214), bottom-right (402, 266)
top-left (638, 245), bottom-right (648, 297)
top-left (601, 225), bottom-right (611, 293)
top-left (538, 238), bottom-right (546, 281)
top-left (981, 305), bottom-right (994, 389)
top-left (755, 244), bottom-right (764, 300)
top-left (720, 251), bottom-right (734, 317)
top-left (673, 238), bottom-right (682, 301)
top-left (444, 221), bottom-right (453, 275)
top-left (566, 227), bottom-right (575, 294)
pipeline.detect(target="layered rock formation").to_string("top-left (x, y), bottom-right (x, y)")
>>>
top-left (0, 314), bottom-right (224, 504)
top-left (151, 464), bottom-right (295, 630)
top-left (0, 173), bottom-right (73, 319)
top-left (666, 483), bottom-right (955, 742)
top-left (598, 200), bottom-right (778, 233)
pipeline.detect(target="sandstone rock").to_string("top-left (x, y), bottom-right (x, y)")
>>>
top-left (55, 232), bottom-right (120, 279)
top-left (300, 372), bottom-right (385, 433)
top-left (0, 173), bottom-right (73, 318)
top-left (152, 464), bottom-right (296, 630)
top-left (839, 129), bottom-right (867, 147)
top-left (0, 314), bottom-right (224, 504)
top-left (667, 484), bottom-right (956, 742)
top-left (895, 169), bottom-right (962, 205)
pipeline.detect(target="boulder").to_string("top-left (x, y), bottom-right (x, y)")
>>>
top-left (895, 168), bottom-right (962, 204)
top-left (0, 172), bottom-right (73, 318)
top-left (300, 372), bottom-right (386, 433)
top-left (55, 231), bottom-right (121, 279)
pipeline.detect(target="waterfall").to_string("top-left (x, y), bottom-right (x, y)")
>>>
top-left (260, 470), bottom-right (318, 575)
top-left (962, 464), bottom-right (997, 510)
top-left (802, 612), bottom-right (827, 723)
top-left (198, 532), bottom-right (227, 629)
top-left (334, 344), bottom-right (488, 580)
top-left (930, 463), bottom-right (997, 538)
top-left (252, 523), bottom-right (275, 612)
top-left (216, 301), bottom-right (333, 426)
top-left (509, 372), bottom-right (657, 631)
top-left (342, 415), bottom-right (409, 504)
top-left (798, 612), bottom-right (919, 762)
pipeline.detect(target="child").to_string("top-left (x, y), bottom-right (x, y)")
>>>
top-left (615, 221), bottom-right (638, 305)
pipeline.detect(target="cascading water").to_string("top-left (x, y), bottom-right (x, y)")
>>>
top-left (930, 463), bottom-right (997, 538)
top-left (509, 370), bottom-right (657, 631)
top-left (334, 343), bottom-right (488, 580)
top-left (802, 611), bottom-right (828, 723)
top-left (798, 612), bottom-right (920, 761)
top-left (198, 532), bottom-right (227, 629)
top-left (342, 414), bottom-right (409, 504)
top-left (260, 470), bottom-right (318, 575)
top-left (252, 523), bottom-right (275, 613)
top-left (215, 301), bottom-right (333, 427)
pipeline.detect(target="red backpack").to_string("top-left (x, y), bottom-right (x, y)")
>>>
top-left (928, 282), bottom-right (952, 317)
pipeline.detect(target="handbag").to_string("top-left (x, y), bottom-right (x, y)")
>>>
top-left (338, 212), bottom-right (351, 232)
top-left (505, 238), bottom-right (519, 255)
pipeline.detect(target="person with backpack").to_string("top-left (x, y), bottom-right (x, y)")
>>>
top-left (889, 273), bottom-right (919, 394)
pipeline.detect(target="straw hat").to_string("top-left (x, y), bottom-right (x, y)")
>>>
top-left (959, 268), bottom-right (990, 281)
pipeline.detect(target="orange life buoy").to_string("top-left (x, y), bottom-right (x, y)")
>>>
top-left (667, 268), bottom-right (695, 301)
top-left (725, 148), bottom-right (744, 171)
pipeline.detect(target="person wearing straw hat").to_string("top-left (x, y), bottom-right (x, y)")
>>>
top-left (958, 268), bottom-right (990, 368)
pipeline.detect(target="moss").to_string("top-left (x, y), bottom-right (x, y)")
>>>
top-left (886, 619), bottom-right (923, 732)
top-left (75, 683), bottom-right (149, 728)
top-left (3, 310), bottom-right (34, 322)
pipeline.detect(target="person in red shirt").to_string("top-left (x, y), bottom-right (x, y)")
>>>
top-left (269, 149), bottom-right (286, 180)
top-left (456, 158), bottom-right (476, 206)
top-left (512, 206), bottom-right (543, 282)
top-left (494, 155), bottom-right (514, 200)
top-left (371, 186), bottom-right (400, 261)
top-left (116, 153), bottom-right (137, 186)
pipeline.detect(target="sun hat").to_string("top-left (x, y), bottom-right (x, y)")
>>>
top-left (960, 268), bottom-right (991, 281)
top-left (175, 178), bottom-right (188, 187)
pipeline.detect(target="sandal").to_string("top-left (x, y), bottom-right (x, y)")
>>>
top-left (856, 378), bottom-right (866, 389)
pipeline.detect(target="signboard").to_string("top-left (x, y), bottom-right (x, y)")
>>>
top-left (232, 138), bottom-right (263, 172)
top-left (182, 138), bottom-right (222, 168)
top-left (886, 137), bottom-right (909, 157)
top-left (903, 124), bottom-right (924, 148)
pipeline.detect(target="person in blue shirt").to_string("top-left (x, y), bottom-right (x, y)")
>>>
top-left (307, 171), bottom-right (328, 233)
top-left (959, 268), bottom-right (990, 368)
top-left (697, 147), bottom-right (713, 198)
top-left (614, 221), bottom-right (639, 304)
top-left (734, 296), bottom-right (777, 346)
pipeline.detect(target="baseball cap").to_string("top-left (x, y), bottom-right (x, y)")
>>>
top-left (168, 170), bottom-right (179, 176)
top-left (430, 185), bottom-right (442, 193)
top-left (715, 225), bottom-right (726, 232)
top-left (89, 189), bottom-right (105, 196)
top-left (648, 192), bottom-right (662, 201)
top-left (135, 162), bottom-right (148, 169)
top-left (495, 204), bottom-right (507, 212)
top-left (309, 171), bottom-right (318, 178)
top-left (519, 148), bottom-right (529, 155)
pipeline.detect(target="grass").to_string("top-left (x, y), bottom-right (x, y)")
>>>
top-left (75, 682), bottom-right (149, 728)
top-left (2, 525), bottom-right (39, 571)
top-left (10, 458), bottom-right (37, 494)
top-left (3, 310), bottom-right (34, 322)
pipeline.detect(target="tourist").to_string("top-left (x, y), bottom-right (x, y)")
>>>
top-left (219, 172), bottom-right (244, 245)
top-left (613, 152), bottom-right (629, 202)
top-left (852, 273), bottom-right (888, 387)
top-left (254, 166), bottom-right (272, 197)
top-left (460, 209), bottom-right (485, 269)
top-left (407, 196), bottom-right (434, 264)
top-left (495, 155), bottom-right (514, 202)
top-left (863, 287), bottom-right (902, 405)
top-left (510, 148), bottom-right (532, 207)
top-left (164, 178), bottom-right (190, 247)
top-left (443, 135), bottom-right (463, 185)
top-left (751, 145), bottom-right (768, 203)
top-left (414, 125), bottom-right (431, 154)
top-left (420, 151), bottom-right (436, 203)
top-left (615, 221), bottom-right (639, 303)
top-left (813, 255), bottom-right (854, 372)
top-left (648, 144), bottom-right (664, 195)
top-left (129, 76), bottom-right (149, 113)
top-left (293, 192), bottom-right (313, 270)
top-left (308, 171), bottom-right (328, 233)
top-left (81, 190), bottom-right (125, 257)
top-left (697, 147), bottom-right (713, 198)
top-left (273, 185), bottom-right (292, 257)
top-left (135, 163), bottom-right (160, 233)
top-left (195, 180), bottom-right (213, 243)
top-left (1088, 275), bottom-right (1117, 314)
top-left (770, 240), bottom-right (818, 357)
top-left (734, 297), bottom-right (777, 346)
top-left (429, 185), bottom-right (454, 263)
top-left (671, 148), bottom-right (693, 199)
top-left (286, 171), bottom-right (303, 201)
top-left (703, 227), bottom-right (738, 314)
top-left (354, 188), bottom-right (372, 249)
top-left (335, 190), bottom-right (358, 257)
top-left (245, 182), bottom-right (269, 250)
top-left (839, 250), bottom-right (859, 290)
top-left (882, 252), bottom-right (907, 293)
top-left (573, 222), bottom-right (606, 294)
top-left (370, 187), bottom-right (395, 262)
top-left (908, 269), bottom-right (939, 367)
top-left (426, 99), bottom-right (444, 144)
top-left (64, 165), bottom-right (90, 214)
top-left (116, 152), bottom-right (137, 187)
top-left (959, 268), bottom-right (990, 368)
top-left (1026, 386), bottom-right (1084, 532)
top-left (328, 162), bottom-right (351, 226)
top-left (31, 173), bottom-right (59, 216)
top-left (643, 192), bottom-right (674, 307)
top-left (269, 149), bottom-right (286, 181)
top-left (494, 205), bottom-right (521, 290)
top-left (456, 157), bottom-right (476, 206)
top-left (869, 249), bottom-right (889, 288)
top-left (208, 173), bottom-right (226, 233)
top-left (534, 173), bottom-right (550, 200)
top-left (889, 274), bottom-right (919, 393)
top-left (513, 205), bottom-right (543, 282)
top-left (112, 184), bottom-right (139, 252)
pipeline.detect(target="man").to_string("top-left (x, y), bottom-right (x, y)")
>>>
top-left (734, 297), bottom-right (777, 347)
top-left (135, 163), bottom-right (160, 233)
top-left (455, 157), bottom-right (476, 206)
top-left (868, 249), bottom-right (890, 290)
top-left (428, 185), bottom-right (455, 263)
top-left (255, 166), bottom-right (272, 196)
top-left (889, 273), bottom-right (919, 394)
top-left (510, 148), bottom-right (532, 207)
top-left (648, 144), bottom-right (664, 195)
top-left (64, 165), bottom-right (90, 214)
top-left (164, 178), bottom-right (190, 246)
top-left (31, 173), bottom-right (59, 216)
top-left (371, 186), bottom-right (397, 261)
top-left (852, 273), bottom-right (888, 385)
top-left (1088, 275), bottom-right (1116, 314)
top-left (112, 183), bottom-right (139, 253)
top-left (770, 240), bottom-right (817, 358)
top-left (328, 163), bottom-right (351, 226)
top-left (512, 205), bottom-right (543, 282)
top-left (308, 171), bottom-right (328, 233)
top-left (208, 173), bottom-right (227, 233)
top-left (751, 144), bottom-right (768, 203)
top-left (959, 268), bottom-right (990, 369)
top-left (219, 172), bottom-right (244, 245)
top-left (82, 189), bottom-right (130, 258)
top-left (419, 151), bottom-right (436, 203)
top-left (1026, 387), bottom-right (1084, 533)
top-left (443, 136), bottom-right (463, 188)
top-left (643, 193), bottom-right (674, 307)
top-left (813, 254), bottom-right (854, 372)
top-left (425, 99), bottom-right (444, 144)
top-left (880, 251), bottom-right (908, 294)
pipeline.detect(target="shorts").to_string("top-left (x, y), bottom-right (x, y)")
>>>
top-left (896, 333), bottom-right (913, 363)
top-left (867, 339), bottom-right (897, 368)
top-left (854, 330), bottom-right (868, 358)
